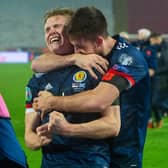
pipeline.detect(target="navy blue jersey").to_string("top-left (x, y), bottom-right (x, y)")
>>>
top-left (26, 66), bottom-right (110, 167)
top-left (102, 35), bottom-right (150, 167)
top-left (143, 45), bottom-right (158, 70)
top-left (132, 39), bottom-right (158, 72)
top-left (132, 39), bottom-right (149, 51)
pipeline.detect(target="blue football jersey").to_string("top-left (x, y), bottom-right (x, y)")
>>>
top-left (143, 45), bottom-right (158, 70)
top-left (25, 66), bottom-right (110, 167)
top-left (102, 35), bottom-right (151, 166)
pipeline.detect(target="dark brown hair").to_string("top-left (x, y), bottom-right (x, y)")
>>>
top-left (68, 6), bottom-right (109, 41)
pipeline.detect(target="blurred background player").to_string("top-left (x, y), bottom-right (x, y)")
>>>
top-left (119, 31), bottom-right (130, 42)
top-left (150, 33), bottom-right (168, 128)
top-left (141, 33), bottom-right (158, 128)
top-left (132, 28), bottom-right (151, 50)
top-left (132, 28), bottom-right (156, 128)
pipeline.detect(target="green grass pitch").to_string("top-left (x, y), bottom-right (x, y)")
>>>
top-left (0, 63), bottom-right (168, 168)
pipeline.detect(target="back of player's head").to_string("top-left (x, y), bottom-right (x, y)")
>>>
top-left (137, 28), bottom-right (151, 40)
top-left (68, 6), bottom-right (109, 41)
top-left (119, 31), bottom-right (129, 40)
top-left (44, 8), bottom-right (74, 25)
top-left (149, 32), bottom-right (162, 45)
top-left (150, 32), bottom-right (161, 38)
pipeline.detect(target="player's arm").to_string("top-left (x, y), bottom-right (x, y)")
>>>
top-left (144, 48), bottom-right (157, 77)
top-left (24, 111), bottom-right (42, 150)
top-left (31, 53), bottom-right (109, 79)
top-left (149, 68), bottom-right (155, 77)
top-left (34, 74), bottom-right (128, 115)
top-left (31, 52), bottom-right (74, 73)
top-left (25, 111), bottom-right (52, 150)
top-left (37, 105), bottom-right (120, 139)
top-left (147, 57), bottom-right (156, 77)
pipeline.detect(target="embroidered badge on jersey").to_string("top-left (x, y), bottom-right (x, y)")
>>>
top-left (72, 71), bottom-right (87, 92)
top-left (113, 64), bottom-right (129, 73)
top-left (73, 71), bottom-right (87, 82)
top-left (25, 87), bottom-right (32, 102)
top-left (146, 50), bottom-right (152, 56)
top-left (118, 53), bottom-right (133, 66)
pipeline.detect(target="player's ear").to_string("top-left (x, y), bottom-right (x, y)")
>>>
top-left (95, 36), bottom-right (103, 48)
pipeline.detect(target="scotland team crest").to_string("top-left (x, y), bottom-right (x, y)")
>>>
top-left (73, 71), bottom-right (87, 82)
top-left (72, 71), bottom-right (87, 92)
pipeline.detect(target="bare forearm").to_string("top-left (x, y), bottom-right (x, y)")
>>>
top-left (31, 53), bottom-right (75, 72)
top-left (25, 112), bottom-right (42, 150)
top-left (62, 106), bottom-right (121, 139)
top-left (48, 83), bottom-right (119, 113)
top-left (25, 132), bottom-right (42, 150)
top-left (49, 90), bottom-right (100, 113)
top-left (68, 119), bottom-right (118, 139)
top-left (31, 53), bottom-right (109, 80)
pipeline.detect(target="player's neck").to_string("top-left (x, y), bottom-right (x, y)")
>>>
top-left (103, 36), bottom-right (116, 56)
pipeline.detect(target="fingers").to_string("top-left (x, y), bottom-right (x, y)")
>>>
top-left (33, 96), bottom-right (50, 117)
top-left (38, 91), bottom-right (53, 97)
top-left (38, 91), bottom-right (44, 97)
top-left (37, 124), bottom-right (53, 146)
top-left (33, 97), bottom-right (38, 103)
top-left (36, 123), bottom-right (48, 136)
top-left (87, 55), bottom-right (109, 78)
top-left (48, 111), bottom-right (64, 131)
top-left (93, 63), bottom-right (106, 74)
top-left (87, 62), bottom-right (107, 80)
top-left (49, 111), bottom-right (63, 118)
top-left (96, 56), bottom-right (109, 71)
top-left (40, 136), bottom-right (52, 146)
top-left (41, 111), bottom-right (46, 120)
top-left (87, 68), bottom-right (98, 80)
top-left (38, 91), bottom-right (48, 97)
top-left (49, 111), bottom-right (64, 123)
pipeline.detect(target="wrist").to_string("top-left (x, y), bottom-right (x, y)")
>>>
top-left (66, 54), bottom-right (76, 66)
top-left (48, 96), bottom-right (57, 110)
top-left (38, 138), bottom-right (43, 148)
top-left (63, 124), bottom-right (75, 137)
top-left (32, 136), bottom-right (42, 150)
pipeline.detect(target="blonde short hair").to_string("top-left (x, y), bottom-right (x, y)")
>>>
top-left (44, 8), bottom-right (74, 24)
top-left (137, 28), bottom-right (151, 40)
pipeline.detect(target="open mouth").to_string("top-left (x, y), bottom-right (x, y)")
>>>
top-left (50, 36), bottom-right (61, 44)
